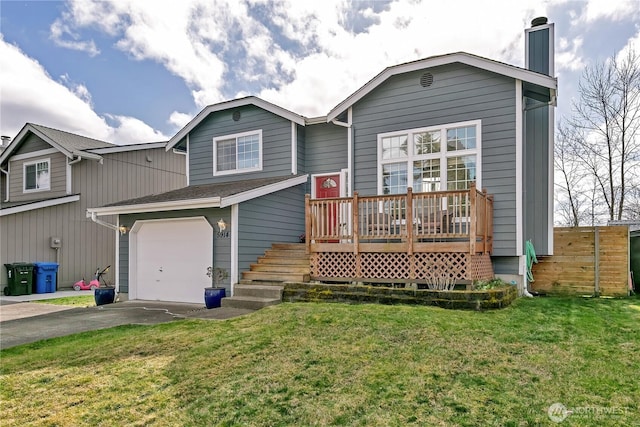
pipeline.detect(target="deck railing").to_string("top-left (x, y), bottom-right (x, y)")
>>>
top-left (305, 182), bottom-right (493, 256)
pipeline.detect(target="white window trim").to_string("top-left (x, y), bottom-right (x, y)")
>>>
top-left (23, 158), bottom-right (51, 193)
top-left (213, 129), bottom-right (263, 176)
top-left (377, 119), bottom-right (482, 195)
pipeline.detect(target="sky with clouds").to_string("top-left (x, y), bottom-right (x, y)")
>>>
top-left (1, 0), bottom-right (639, 145)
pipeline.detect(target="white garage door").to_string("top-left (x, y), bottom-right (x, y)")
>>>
top-left (132, 217), bottom-right (213, 303)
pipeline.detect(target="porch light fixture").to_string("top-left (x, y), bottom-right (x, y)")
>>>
top-left (217, 218), bottom-right (227, 231)
top-left (118, 225), bottom-right (128, 235)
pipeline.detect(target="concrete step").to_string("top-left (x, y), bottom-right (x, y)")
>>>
top-left (221, 296), bottom-right (281, 310)
top-left (241, 271), bottom-right (310, 283)
top-left (249, 264), bottom-right (310, 274)
top-left (257, 256), bottom-right (310, 266)
top-left (238, 279), bottom-right (292, 286)
top-left (234, 284), bottom-right (283, 299)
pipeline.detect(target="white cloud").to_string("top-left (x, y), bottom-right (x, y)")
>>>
top-left (50, 18), bottom-right (100, 56)
top-left (0, 36), bottom-right (166, 144)
top-left (556, 36), bottom-right (586, 72)
top-left (54, 0), bottom-right (554, 118)
top-left (105, 115), bottom-right (168, 143)
top-left (168, 111), bottom-right (192, 129)
top-left (577, 0), bottom-right (640, 23)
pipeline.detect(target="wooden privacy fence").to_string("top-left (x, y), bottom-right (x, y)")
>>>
top-left (531, 226), bottom-right (630, 296)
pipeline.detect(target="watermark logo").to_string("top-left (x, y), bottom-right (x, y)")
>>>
top-left (548, 403), bottom-right (627, 423)
top-left (548, 403), bottom-right (570, 423)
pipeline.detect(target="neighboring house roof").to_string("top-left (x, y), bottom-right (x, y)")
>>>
top-left (326, 51), bottom-right (558, 121)
top-left (166, 96), bottom-right (307, 150)
top-left (1, 123), bottom-right (172, 165)
top-left (0, 123), bottom-right (114, 164)
top-left (0, 194), bottom-right (80, 216)
top-left (88, 174), bottom-right (309, 215)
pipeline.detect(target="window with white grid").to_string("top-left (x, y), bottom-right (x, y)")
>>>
top-left (377, 120), bottom-right (480, 195)
top-left (213, 130), bottom-right (262, 176)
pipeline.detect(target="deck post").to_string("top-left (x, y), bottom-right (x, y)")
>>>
top-left (305, 194), bottom-right (311, 255)
top-left (406, 187), bottom-right (413, 257)
top-left (353, 192), bottom-right (359, 256)
top-left (469, 182), bottom-right (477, 254)
top-left (482, 188), bottom-right (489, 254)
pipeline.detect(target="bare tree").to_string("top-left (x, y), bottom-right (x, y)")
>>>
top-left (561, 48), bottom-right (640, 223)
top-left (555, 121), bottom-right (588, 226)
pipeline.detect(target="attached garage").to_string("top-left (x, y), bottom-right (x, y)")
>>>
top-left (129, 217), bottom-right (212, 303)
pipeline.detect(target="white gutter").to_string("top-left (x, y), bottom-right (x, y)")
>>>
top-left (89, 211), bottom-right (128, 234)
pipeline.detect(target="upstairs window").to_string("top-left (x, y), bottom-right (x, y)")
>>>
top-left (24, 159), bottom-right (50, 192)
top-left (213, 130), bottom-right (262, 176)
top-left (378, 120), bottom-right (481, 195)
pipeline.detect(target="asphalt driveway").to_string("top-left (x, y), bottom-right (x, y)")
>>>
top-left (0, 299), bottom-right (254, 350)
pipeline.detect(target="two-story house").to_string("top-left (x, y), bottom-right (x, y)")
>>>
top-left (87, 18), bottom-right (556, 304)
top-left (0, 123), bottom-right (186, 291)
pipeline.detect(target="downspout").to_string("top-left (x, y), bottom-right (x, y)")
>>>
top-left (0, 165), bottom-right (8, 202)
top-left (331, 108), bottom-right (353, 196)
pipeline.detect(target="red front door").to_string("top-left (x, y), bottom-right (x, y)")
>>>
top-left (315, 175), bottom-right (341, 242)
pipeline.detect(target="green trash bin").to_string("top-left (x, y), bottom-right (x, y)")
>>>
top-left (3, 263), bottom-right (35, 296)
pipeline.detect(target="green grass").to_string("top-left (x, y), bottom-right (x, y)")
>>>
top-left (33, 295), bottom-right (96, 307)
top-left (1, 297), bottom-right (639, 426)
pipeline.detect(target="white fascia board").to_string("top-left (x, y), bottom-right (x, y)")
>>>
top-left (327, 52), bottom-right (558, 121)
top-left (87, 197), bottom-right (221, 216)
top-left (220, 174), bottom-right (309, 208)
top-left (305, 116), bottom-right (329, 125)
top-left (0, 124), bottom-right (72, 164)
top-left (87, 142), bottom-right (167, 154)
top-left (515, 80), bottom-right (524, 256)
top-left (0, 195), bottom-right (80, 216)
top-left (9, 148), bottom-right (58, 162)
top-left (166, 97), bottom-right (306, 151)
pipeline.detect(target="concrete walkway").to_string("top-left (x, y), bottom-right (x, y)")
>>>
top-left (0, 291), bottom-right (255, 350)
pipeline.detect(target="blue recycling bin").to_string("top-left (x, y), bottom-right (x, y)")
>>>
top-left (33, 262), bottom-right (59, 293)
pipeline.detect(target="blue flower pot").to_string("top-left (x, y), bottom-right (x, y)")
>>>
top-left (204, 287), bottom-right (226, 309)
top-left (94, 287), bottom-right (116, 306)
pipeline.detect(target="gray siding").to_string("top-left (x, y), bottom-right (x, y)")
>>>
top-left (304, 122), bottom-right (348, 176)
top-left (118, 208), bottom-right (231, 295)
top-left (351, 63), bottom-right (517, 256)
top-left (8, 151), bottom-right (68, 202)
top-left (0, 147), bottom-right (186, 288)
top-left (297, 124), bottom-right (305, 173)
top-left (15, 133), bottom-right (51, 154)
top-left (189, 105), bottom-right (294, 185)
top-left (528, 28), bottom-right (550, 75)
top-left (492, 256), bottom-right (520, 275)
top-left (523, 104), bottom-right (551, 255)
top-left (237, 184), bottom-right (305, 274)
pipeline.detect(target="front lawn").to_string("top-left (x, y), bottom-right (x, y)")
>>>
top-left (33, 295), bottom-right (95, 307)
top-left (1, 297), bottom-right (639, 426)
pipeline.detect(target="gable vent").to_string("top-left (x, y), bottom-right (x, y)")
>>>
top-left (232, 110), bottom-right (241, 121)
top-left (420, 72), bottom-right (434, 87)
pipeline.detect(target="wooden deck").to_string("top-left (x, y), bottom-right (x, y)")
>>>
top-left (304, 183), bottom-right (494, 285)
